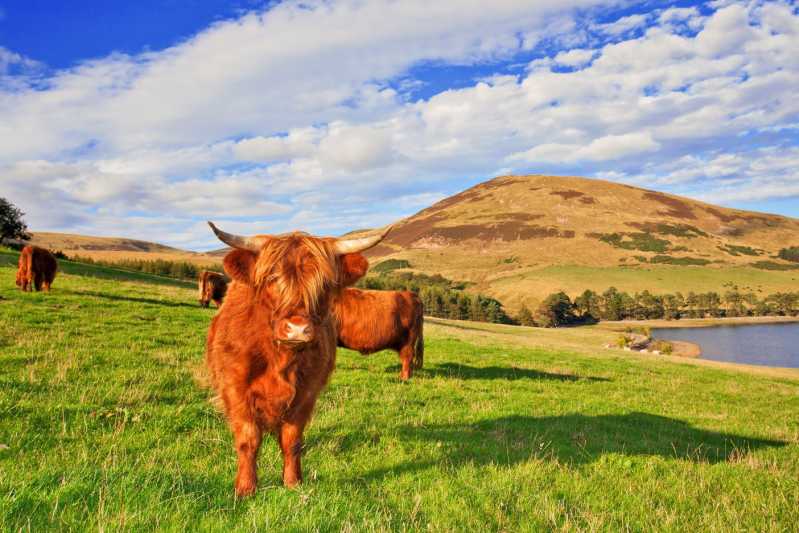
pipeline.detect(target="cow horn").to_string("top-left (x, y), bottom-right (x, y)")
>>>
top-left (207, 221), bottom-right (267, 252)
top-left (334, 224), bottom-right (393, 255)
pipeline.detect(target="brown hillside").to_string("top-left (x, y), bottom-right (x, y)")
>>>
top-left (26, 232), bottom-right (221, 266)
top-left (365, 175), bottom-right (799, 310)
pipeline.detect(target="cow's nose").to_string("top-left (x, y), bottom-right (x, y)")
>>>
top-left (284, 321), bottom-right (311, 340)
top-left (278, 316), bottom-right (314, 346)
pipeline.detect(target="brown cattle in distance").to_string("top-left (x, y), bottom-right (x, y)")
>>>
top-left (16, 245), bottom-right (57, 292)
top-left (198, 270), bottom-right (227, 307)
top-left (334, 253), bottom-right (424, 380)
top-left (204, 221), bottom-right (392, 496)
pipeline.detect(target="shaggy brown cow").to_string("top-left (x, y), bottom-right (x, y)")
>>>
top-left (15, 245), bottom-right (57, 292)
top-left (198, 270), bottom-right (227, 307)
top-left (334, 254), bottom-right (425, 380)
top-left (336, 288), bottom-right (424, 380)
top-left (204, 221), bottom-right (391, 496)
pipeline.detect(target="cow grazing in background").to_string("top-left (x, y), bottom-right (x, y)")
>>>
top-left (198, 270), bottom-right (227, 307)
top-left (336, 289), bottom-right (424, 380)
top-left (15, 245), bottom-right (57, 292)
top-left (204, 221), bottom-right (391, 496)
top-left (334, 253), bottom-right (425, 380)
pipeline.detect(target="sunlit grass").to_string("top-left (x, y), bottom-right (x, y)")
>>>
top-left (1, 248), bottom-right (798, 531)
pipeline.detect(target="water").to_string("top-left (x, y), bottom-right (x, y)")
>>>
top-left (652, 322), bottom-right (799, 368)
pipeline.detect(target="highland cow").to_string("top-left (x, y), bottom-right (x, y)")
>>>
top-left (204, 221), bottom-right (391, 496)
top-left (16, 245), bottom-right (57, 292)
top-left (333, 253), bottom-right (424, 380)
top-left (198, 270), bottom-right (227, 308)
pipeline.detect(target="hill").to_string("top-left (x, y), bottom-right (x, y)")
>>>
top-left (364, 175), bottom-right (799, 311)
top-left (25, 231), bottom-right (222, 267)
top-left (0, 246), bottom-right (797, 530)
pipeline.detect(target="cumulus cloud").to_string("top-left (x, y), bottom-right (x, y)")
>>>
top-left (595, 13), bottom-right (649, 36)
top-left (553, 48), bottom-right (595, 68)
top-left (1, 0), bottom-right (798, 248)
top-left (0, 46), bottom-right (41, 79)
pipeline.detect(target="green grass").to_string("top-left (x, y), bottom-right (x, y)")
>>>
top-left (1, 248), bottom-right (798, 531)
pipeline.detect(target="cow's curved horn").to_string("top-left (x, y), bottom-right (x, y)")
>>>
top-left (334, 224), bottom-right (393, 255)
top-left (207, 221), bottom-right (267, 252)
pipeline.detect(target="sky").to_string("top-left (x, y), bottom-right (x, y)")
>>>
top-left (0, 0), bottom-right (797, 250)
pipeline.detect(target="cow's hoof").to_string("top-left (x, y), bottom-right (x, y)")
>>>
top-left (283, 476), bottom-right (301, 489)
top-left (235, 479), bottom-right (257, 497)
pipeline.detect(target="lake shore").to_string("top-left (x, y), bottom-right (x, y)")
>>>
top-left (669, 340), bottom-right (702, 358)
top-left (597, 315), bottom-right (799, 330)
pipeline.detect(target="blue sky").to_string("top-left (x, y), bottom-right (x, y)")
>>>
top-left (0, 0), bottom-right (797, 249)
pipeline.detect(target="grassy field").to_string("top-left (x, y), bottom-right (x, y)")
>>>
top-left (483, 264), bottom-right (799, 311)
top-left (1, 248), bottom-right (798, 531)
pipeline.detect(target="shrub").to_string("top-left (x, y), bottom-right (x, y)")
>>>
top-left (371, 259), bottom-right (411, 273)
top-left (751, 261), bottom-right (799, 271)
top-left (649, 255), bottom-right (712, 266)
top-left (777, 246), bottom-right (799, 263)
top-left (719, 244), bottom-right (761, 257)
top-left (597, 232), bottom-right (671, 253)
top-left (649, 340), bottom-right (673, 354)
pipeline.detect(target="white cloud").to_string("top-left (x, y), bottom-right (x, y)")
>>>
top-left (2, 1), bottom-right (799, 248)
top-left (0, 46), bottom-right (41, 78)
top-left (595, 13), bottom-right (649, 36)
top-left (510, 132), bottom-right (659, 163)
top-left (554, 48), bottom-right (595, 67)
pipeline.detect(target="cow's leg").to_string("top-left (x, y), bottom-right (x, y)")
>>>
top-left (278, 420), bottom-right (304, 487)
top-left (223, 388), bottom-right (262, 497)
top-left (278, 401), bottom-right (316, 487)
top-left (398, 344), bottom-right (413, 380)
top-left (232, 416), bottom-right (261, 497)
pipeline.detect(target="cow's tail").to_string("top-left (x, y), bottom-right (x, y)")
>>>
top-left (412, 300), bottom-right (424, 370)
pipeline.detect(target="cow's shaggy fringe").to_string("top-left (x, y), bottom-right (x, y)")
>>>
top-left (253, 233), bottom-right (338, 317)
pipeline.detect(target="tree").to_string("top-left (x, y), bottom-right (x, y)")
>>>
top-left (517, 305), bottom-right (535, 327)
top-left (0, 198), bottom-right (30, 243)
top-left (601, 287), bottom-right (624, 321)
top-left (574, 290), bottom-right (601, 320)
top-left (535, 292), bottom-right (575, 327)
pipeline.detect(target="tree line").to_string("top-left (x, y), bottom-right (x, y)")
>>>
top-left (521, 287), bottom-right (799, 327)
top-left (69, 255), bottom-right (220, 281)
top-left (358, 271), bottom-right (515, 324)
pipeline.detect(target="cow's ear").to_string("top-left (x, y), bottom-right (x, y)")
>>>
top-left (224, 250), bottom-right (257, 284)
top-left (340, 253), bottom-right (369, 287)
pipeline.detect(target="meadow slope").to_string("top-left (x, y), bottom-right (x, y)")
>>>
top-left (1, 248), bottom-right (798, 531)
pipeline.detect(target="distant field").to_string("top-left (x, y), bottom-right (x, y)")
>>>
top-left (67, 250), bottom-right (222, 267)
top-left (484, 264), bottom-right (799, 311)
top-left (24, 231), bottom-right (222, 267)
top-left (1, 248), bottom-right (798, 531)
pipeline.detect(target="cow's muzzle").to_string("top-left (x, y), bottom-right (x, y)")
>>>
top-left (275, 316), bottom-right (314, 348)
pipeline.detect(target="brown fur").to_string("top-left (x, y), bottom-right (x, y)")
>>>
top-left (205, 233), bottom-right (358, 496)
top-left (335, 288), bottom-right (424, 380)
top-left (198, 270), bottom-right (227, 307)
top-left (15, 245), bottom-right (57, 292)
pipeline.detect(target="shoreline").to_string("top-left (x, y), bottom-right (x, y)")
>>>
top-left (597, 316), bottom-right (799, 364)
top-left (597, 315), bottom-right (799, 330)
top-left (668, 340), bottom-right (702, 358)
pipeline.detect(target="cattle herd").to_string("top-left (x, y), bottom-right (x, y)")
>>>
top-left (13, 223), bottom-right (424, 496)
